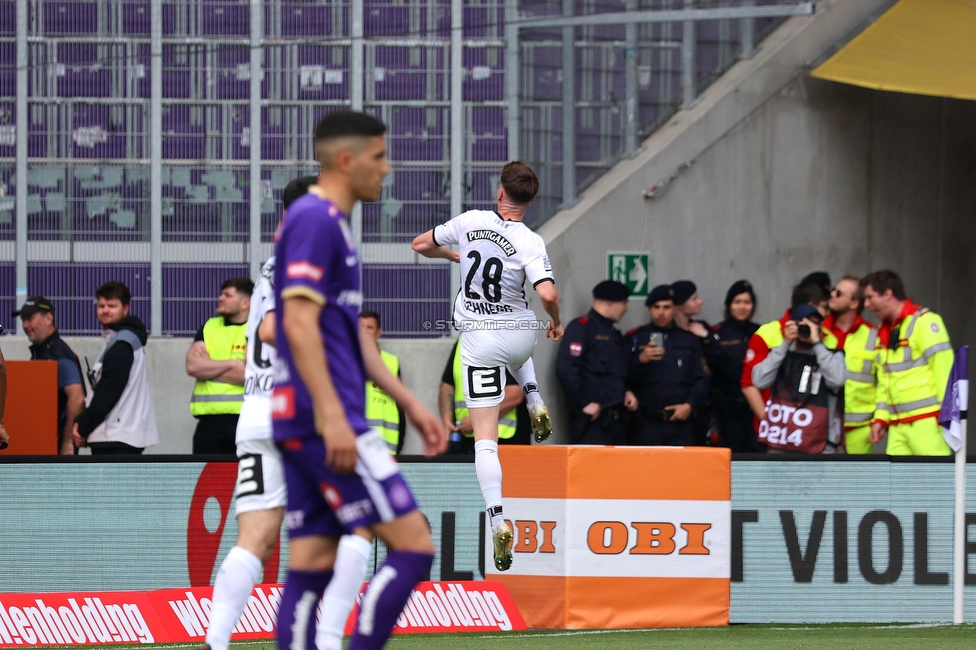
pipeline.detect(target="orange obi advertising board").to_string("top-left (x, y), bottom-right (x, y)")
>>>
top-left (488, 445), bottom-right (731, 629)
top-left (0, 361), bottom-right (58, 455)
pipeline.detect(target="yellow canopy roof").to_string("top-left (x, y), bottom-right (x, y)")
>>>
top-left (811, 0), bottom-right (976, 101)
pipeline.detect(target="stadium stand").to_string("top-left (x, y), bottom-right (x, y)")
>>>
top-left (0, 0), bottom-right (787, 335)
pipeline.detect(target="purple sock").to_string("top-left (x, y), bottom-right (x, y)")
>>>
top-left (347, 550), bottom-right (434, 650)
top-left (276, 569), bottom-right (333, 650)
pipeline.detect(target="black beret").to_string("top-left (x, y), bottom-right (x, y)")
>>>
top-left (592, 280), bottom-right (631, 302)
top-left (645, 284), bottom-right (674, 306)
top-left (724, 279), bottom-right (755, 307)
top-left (801, 271), bottom-right (831, 289)
top-left (670, 280), bottom-right (697, 306)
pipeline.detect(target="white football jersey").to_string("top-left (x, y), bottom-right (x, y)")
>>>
top-left (433, 210), bottom-right (553, 327)
top-left (237, 256), bottom-right (276, 442)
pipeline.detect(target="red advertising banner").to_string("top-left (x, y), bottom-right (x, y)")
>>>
top-left (0, 582), bottom-right (525, 647)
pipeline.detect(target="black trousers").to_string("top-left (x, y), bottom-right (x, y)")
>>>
top-left (716, 409), bottom-right (765, 453)
top-left (631, 417), bottom-right (695, 446)
top-left (88, 442), bottom-right (144, 455)
top-left (570, 412), bottom-right (629, 445)
top-left (193, 414), bottom-right (239, 454)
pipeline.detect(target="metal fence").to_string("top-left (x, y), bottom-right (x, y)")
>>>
top-left (0, 0), bottom-right (807, 336)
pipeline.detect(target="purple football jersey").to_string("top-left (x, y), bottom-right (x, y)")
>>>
top-left (271, 193), bottom-right (367, 441)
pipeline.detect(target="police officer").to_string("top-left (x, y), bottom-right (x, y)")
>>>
top-left (556, 280), bottom-right (638, 445)
top-left (712, 280), bottom-right (762, 452)
top-left (627, 284), bottom-right (709, 446)
top-left (671, 279), bottom-right (723, 445)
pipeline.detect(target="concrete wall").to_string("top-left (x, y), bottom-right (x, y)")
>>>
top-left (528, 0), bottom-right (976, 445)
top-left (0, 335), bottom-right (456, 455)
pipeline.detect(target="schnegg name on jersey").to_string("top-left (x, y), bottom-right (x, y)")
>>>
top-left (463, 299), bottom-right (514, 315)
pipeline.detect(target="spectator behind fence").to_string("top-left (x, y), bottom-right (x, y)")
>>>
top-left (627, 284), bottom-right (709, 446)
top-left (741, 278), bottom-right (837, 433)
top-left (439, 332), bottom-right (530, 455)
top-left (712, 280), bottom-right (761, 452)
top-left (556, 280), bottom-right (637, 445)
top-left (72, 281), bottom-right (158, 455)
top-left (862, 269), bottom-right (953, 456)
top-left (822, 275), bottom-right (878, 454)
top-left (185, 277), bottom-right (253, 455)
top-left (751, 303), bottom-right (846, 454)
top-left (15, 296), bottom-right (86, 455)
top-left (671, 280), bottom-right (724, 445)
top-left (360, 310), bottom-right (406, 454)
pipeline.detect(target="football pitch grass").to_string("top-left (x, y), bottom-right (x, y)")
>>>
top-left (50, 624), bottom-right (976, 650)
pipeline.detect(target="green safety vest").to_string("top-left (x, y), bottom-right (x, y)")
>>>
top-left (836, 320), bottom-right (879, 429)
top-left (874, 308), bottom-right (953, 426)
top-left (365, 349), bottom-right (401, 454)
top-left (452, 341), bottom-right (517, 439)
top-left (190, 317), bottom-right (247, 416)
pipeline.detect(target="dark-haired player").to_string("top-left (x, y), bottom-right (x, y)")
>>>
top-left (198, 175), bottom-right (319, 650)
top-left (272, 111), bottom-right (446, 650)
top-left (411, 161), bottom-right (563, 572)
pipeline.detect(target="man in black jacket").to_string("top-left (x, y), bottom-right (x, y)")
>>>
top-left (556, 280), bottom-right (638, 445)
top-left (72, 281), bottom-right (159, 455)
top-left (15, 296), bottom-right (86, 454)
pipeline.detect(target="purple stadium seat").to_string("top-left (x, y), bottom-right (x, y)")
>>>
top-left (462, 48), bottom-right (502, 103)
top-left (202, 0), bottom-right (249, 37)
top-left (162, 46), bottom-right (192, 99)
top-left (390, 107), bottom-right (444, 162)
top-left (296, 46), bottom-right (349, 101)
top-left (280, 2), bottom-right (335, 37)
top-left (216, 47), bottom-right (250, 100)
top-left (0, 1), bottom-right (13, 36)
top-left (44, 2), bottom-right (97, 35)
top-left (0, 43), bottom-right (14, 95)
top-left (374, 47), bottom-right (427, 102)
top-left (123, 0), bottom-right (150, 35)
top-left (364, 1), bottom-right (410, 38)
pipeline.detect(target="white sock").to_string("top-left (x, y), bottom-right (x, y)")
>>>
top-left (315, 534), bottom-right (372, 650)
top-left (474, 439), bottom-right (504, 529)
top-left (205, 546), bottom-right (264, 650)
top-left (508, 358), bottom-right (542, 407)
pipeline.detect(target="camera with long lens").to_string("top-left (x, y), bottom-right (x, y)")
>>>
top-left (798, 323), bottom-right (811, 339)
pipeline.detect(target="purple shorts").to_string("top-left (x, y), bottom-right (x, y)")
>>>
top-left (277, 430), bottom-right (419, 539)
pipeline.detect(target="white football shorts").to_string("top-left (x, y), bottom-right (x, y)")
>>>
top-left (459, 327), bottom-right (536, 408)
top-left (234, 437), bottom-right (288, 515)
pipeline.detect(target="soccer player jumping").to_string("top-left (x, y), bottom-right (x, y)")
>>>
top-left (412, 161), bottom-right (563, 571)
top-left (272, 111), bottom-right (446, 650)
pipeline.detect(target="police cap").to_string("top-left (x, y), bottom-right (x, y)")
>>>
top-left (592, 280), bottom-right (631, 302)
top-left (725, 279), bottom-right (755, 307)
top-left (670, 280), bottom-right (697, 306)
top-left (645, 284), bottom-right (674, 306)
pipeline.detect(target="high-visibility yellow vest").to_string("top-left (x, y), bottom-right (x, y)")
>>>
top-left (365, 349), bottom-right (402, 454)
top-left (453, 341), bottom-right (517, 439)
top-left (190, 317), bottom-right (247, 416)
top-left (874, 308), bottom-right (953, 426)
top-left (837, 321), bottom-right (879, 429)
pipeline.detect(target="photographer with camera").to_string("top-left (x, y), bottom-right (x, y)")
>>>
top-left (750, 303), bottom-right (846, 454)
top-left (626, 284), bottom-right (710, 446)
